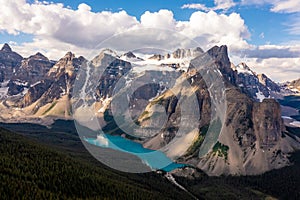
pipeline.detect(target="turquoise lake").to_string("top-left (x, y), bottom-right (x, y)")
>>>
top-left (84, 134), bottom-right (186, 172)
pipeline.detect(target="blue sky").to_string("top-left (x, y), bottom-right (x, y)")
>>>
top-left (0, 0), bottom-right (299, 81)
top-left (0, 0), bottom-right (297, 45)
top-left (1, 0), bottom-right (297, 45)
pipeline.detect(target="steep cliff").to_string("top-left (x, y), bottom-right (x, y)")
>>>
top-left (138, 45), bottom-right (300, 175)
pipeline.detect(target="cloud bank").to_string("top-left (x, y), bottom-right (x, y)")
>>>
top-left (0, 0), bottom-right (249, 57)
top-left (0, 0), bottom-right (299, 82)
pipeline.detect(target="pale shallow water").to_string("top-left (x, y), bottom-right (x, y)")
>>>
top-left (84, 134), bottom-right (186, 172)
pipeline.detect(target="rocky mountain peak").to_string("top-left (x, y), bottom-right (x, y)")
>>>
top-left (172, 47), bottom-right (203, 59)
top-left (1, 43), bottom-right (12, 52)
top-left (290, 78), bottom-right (300, 87)
top-left (207, 45), bottom-right (229, 64)
top-left (63, 52), bottom-right (75, 60)
top-left (231, 62), bottom-right (253, 75)
top-left (231, 62), bottom-right (281, 101)
top-left (121, 51), bottom-right (144, 62)
top-left (148, 54), bottom-right (164, 61)
top-left (288, 78), bottom-right (300, 93)
top-left (48, 52), bottom-right (84, 77)
top-left (123, 51), bottom-right (136, 58)
top-left (99, 48), bottom-right (118, 57)
top-left (238, 62), bottom-right (251, 71)
top-left (0, 43), bottom-right (23, 82)
top-left (202, 45), bottom-right (234, 83)
top-left (147, 47), bottom-right (204, 61)
top-left (91, 49), bottom-right (119, 67)
top-left (28, 52), bottom-right (49, 61)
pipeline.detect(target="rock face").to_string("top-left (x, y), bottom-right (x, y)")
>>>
top-left (7, 52), bottom-right (55, 96)
top-left (94, 52), bottom-right (132, 99)
top-left (290, 78), bottom-right (300, 87)
top-left (288, 78), bottom-right (300, 93)
top-left (230, 62), bottom-right (280, 102)
top-left (20, 52), bottom-right (86, 113)
top-left (122, 51), bottom-right (143, 61)
top-left (138, 45), bottom-right (300, 175)
top-left (1, 43), bottom-right (12, 52)
top-left (0, 43), bottom-right (23, 82)
top-left (0, 46), bottom-right (87, 120)
top-left (172, 47), bottom-right (204, 59)
top-left (148, 47), bottom-right (204, 61)
top-left (253, 99), bottom-right (283, 147)
top-left (148, 54), bottom-right (164, 61)
top-left (257, 74), bottom-right (280, 92)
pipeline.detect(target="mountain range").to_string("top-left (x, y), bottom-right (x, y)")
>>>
top-left (0, 43), bottom-right (299, 176)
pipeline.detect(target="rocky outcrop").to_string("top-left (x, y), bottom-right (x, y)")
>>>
top-left (22, 80), bottom-right (53, 107)
top-left (7, 52), bottom-right (55, 95)
top-left (253, 99), bottom-right (283, 147)
top-left (1, 43), bottom-right (12, 52)
top-left (148, 47), bottom-right (204, 61)
top-left (0, 43), bottom-right (23, 82)
top-left (288, 78), bottom-right (300, 93)
top-left (172, 47), bottom-right (203, 59)
top-left (122, 51), bottom-right (144, 61)
top-left (290, 78), bottom-right (300, 87)
top-left (257, 74), bottom-right (280, 92)
top-left (148, 54), bottom-right (164, 61)
top-left (92, 52), bottom-right (132, 99)
top-left (23, 52), bottom-right (86, 108)
top-left (0, 51), bottom-right (87, 120)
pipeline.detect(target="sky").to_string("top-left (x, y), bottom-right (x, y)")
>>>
top-left (0, 0), bottom-right (299, 82)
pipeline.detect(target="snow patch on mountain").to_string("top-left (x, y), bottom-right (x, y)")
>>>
top-left (233, 63), bottom-right (254, 75)
top-left (290, 121), bottom-right (300, 127)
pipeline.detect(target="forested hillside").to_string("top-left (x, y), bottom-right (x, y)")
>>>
top-left (0, 128), bottom-right (188, 199)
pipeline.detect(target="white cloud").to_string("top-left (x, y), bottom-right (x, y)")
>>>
top-left (214, 0), bottom-right (236, 11)
top-left (286, 13), bottom-right (300, 35)
top-left (270, 0), bottom-right (300, 13)
top-left (242, 44), bottom-right (300, 59)
top-left (181, 0), bottom-right (236, 11)
top-left (241, 0), bottom-right (300, 13)
top-left (181, 3), bottom-right (210, 11)
top-left (245, 57), bottom-right (300, 82)
top-left (240, 0), bottom-right (272, 6)
top-left (140, 10), bottom-right (176, 29)
top-left (177, 11), bottom-right (250, 50)
top-left (0, 0), bottom-right (298, 82)
top-left (77, 3), bottom-right (92, 12)
top-left (232, 44), bottom-right (300, 82)
top-left (0, 0), bottom-right (250, 58)
top-left (7, 36), bottom-right (91, 60)
top-left (0, 0), bottom-right (139, 48)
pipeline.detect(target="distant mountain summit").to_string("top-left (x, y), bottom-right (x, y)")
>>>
top-left (0, 43), bottom-right (23, 82)
top-left (288, 78), bottom-right (300, 93)
top-left (148, 47), bottom-right (203, 61)
top-left (1, 43), bottom-right (12, 52)
top-left (230, 62), bottom-right (281, 102)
